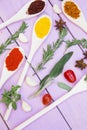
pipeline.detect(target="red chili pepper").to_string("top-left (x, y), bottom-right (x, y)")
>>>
top-left (64, 70), bottom-right (76, 83)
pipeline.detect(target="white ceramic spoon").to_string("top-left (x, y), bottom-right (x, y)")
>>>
top-left (0, 47), bottom-right (24, 90)
top-left (13, 75), bottom-right (87, 130)
top-left (0, 0), bottom-right (46, 30)
top-left (4, 15), bottom-right (52, 120)
top-left (62, 0), bottom-right (87, 33)
top-left (17, 14), bottom-right (52, 89)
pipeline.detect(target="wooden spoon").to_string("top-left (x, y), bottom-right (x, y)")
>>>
top-left (62, 0), bottom-right (87, 33)
top-left (0, 0), bottom-right (46, 30)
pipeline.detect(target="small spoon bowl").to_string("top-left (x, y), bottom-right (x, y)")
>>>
top-left (0, 47), bottom-right (24, 89)
top-left (0, 0), bottom-right (46, 30)
top-left (62, 0), bottom-right (87, 33)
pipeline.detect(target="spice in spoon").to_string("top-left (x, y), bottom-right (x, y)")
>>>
top-left (5, 48), bottom-right (23, 71)
top-left (64, 1), bottom-right (80, 19)
top-left (35, 16), bottom-right (51, 38)
top-left (27, 0), bottom-right (45, 15)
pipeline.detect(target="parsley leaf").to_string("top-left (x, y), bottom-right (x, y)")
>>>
top-left (0, 85), bottom-right (21, 110)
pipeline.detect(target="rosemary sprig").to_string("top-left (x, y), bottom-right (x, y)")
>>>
top-left (0, 22), bottom-right (28, 55)
top-left (36, 28), bottom-right (67, 71)
top-left (0, 85), bottom-right (21, 110)
top-left (65, 38), bottom-right (87, 52)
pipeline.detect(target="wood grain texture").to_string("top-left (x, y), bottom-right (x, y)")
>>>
top-left (0, 0), bottom-right (87, 130)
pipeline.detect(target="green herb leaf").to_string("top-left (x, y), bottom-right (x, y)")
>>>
top-left (58, 82), bottom-right (72, 91)
top-left (12, 102), bottom-right (17, 110)
top-left (84, 75), bottom-right (87, 81)
top-left (0, 85), bottom-right (21, 110)
top-left (59, 28), bottom-right (67, 39)
top-left (36, 28), bottom-right (68, 71)
top-left (0, 22), bottom-right (28, 55)
top-left (29, 52), bottom-right (73, 98)
top-left (81, 39), bottom-right (87, 48)
top-left (65, 38), bottom-right (87, 51)
top-left (49, 52), bottom-right (73, 78)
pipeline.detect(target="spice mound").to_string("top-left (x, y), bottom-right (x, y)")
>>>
top-left (35, 16), bottom-right (51, 38)
top-left (27, 0), bottom-right (45, 15)
top-left (5, 48), bottom-right (23, 71)
top-left (64, 1), bottom-right (80, 19)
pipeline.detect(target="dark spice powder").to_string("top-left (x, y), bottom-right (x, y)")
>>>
top-left (27, 0), bottom-right (45, 15)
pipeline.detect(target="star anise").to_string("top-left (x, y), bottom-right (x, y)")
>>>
top-left (83, 51), bottom-right (87, 59)
top-left (55, 18), bottom-right (66, 31)
top-left (75, 59), bottom-right (87, 70)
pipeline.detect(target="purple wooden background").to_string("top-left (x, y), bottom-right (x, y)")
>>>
top-left (0, 0), bottom-right (87, 130)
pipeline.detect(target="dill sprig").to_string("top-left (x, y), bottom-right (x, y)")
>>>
top-left (36, 28), bottom-right (67, 71)
top-left (0, 22), bottom-right (28, 55)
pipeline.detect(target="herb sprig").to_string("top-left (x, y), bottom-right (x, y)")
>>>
top-left (36, 28), bottom-right (67, 71)
top-left (0, 85), bottom-right (21, 110)
top-left (0, 22), bottom-right (28, 55)
top-left (65, 38), bottom-right (87, 52)
top-left (29, 52), bottom-right (73, 98)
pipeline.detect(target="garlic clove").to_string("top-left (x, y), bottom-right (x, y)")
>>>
top-left (22, 100), bottom-right (31, 112)
top-left (19, 33), bottom-right (28, 43)
top-left (53, 4), bottom-right (61, 14)
top-left (26, 76), bottom-right (38, 87)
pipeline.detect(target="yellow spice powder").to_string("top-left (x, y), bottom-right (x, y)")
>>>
top-left (35, 17), bottom-right (51, 38)
top-left (64, 1), bottom-right (80, 19)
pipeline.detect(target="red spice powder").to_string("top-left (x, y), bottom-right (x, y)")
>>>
top-left (5, 48), bottom-right (23, 71)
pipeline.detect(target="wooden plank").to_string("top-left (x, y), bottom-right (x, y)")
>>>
top-left (0, 115), bottom-right (8, 130)
top-left (59, 92), bottom-right (87, 130)
top-left (0, 0), bottom-right (87, 130)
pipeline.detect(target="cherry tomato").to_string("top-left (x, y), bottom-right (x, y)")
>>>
top-left (42, 94), bottom-right (52, 106)
top-left (64, 70), bottom-right (76, 83)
